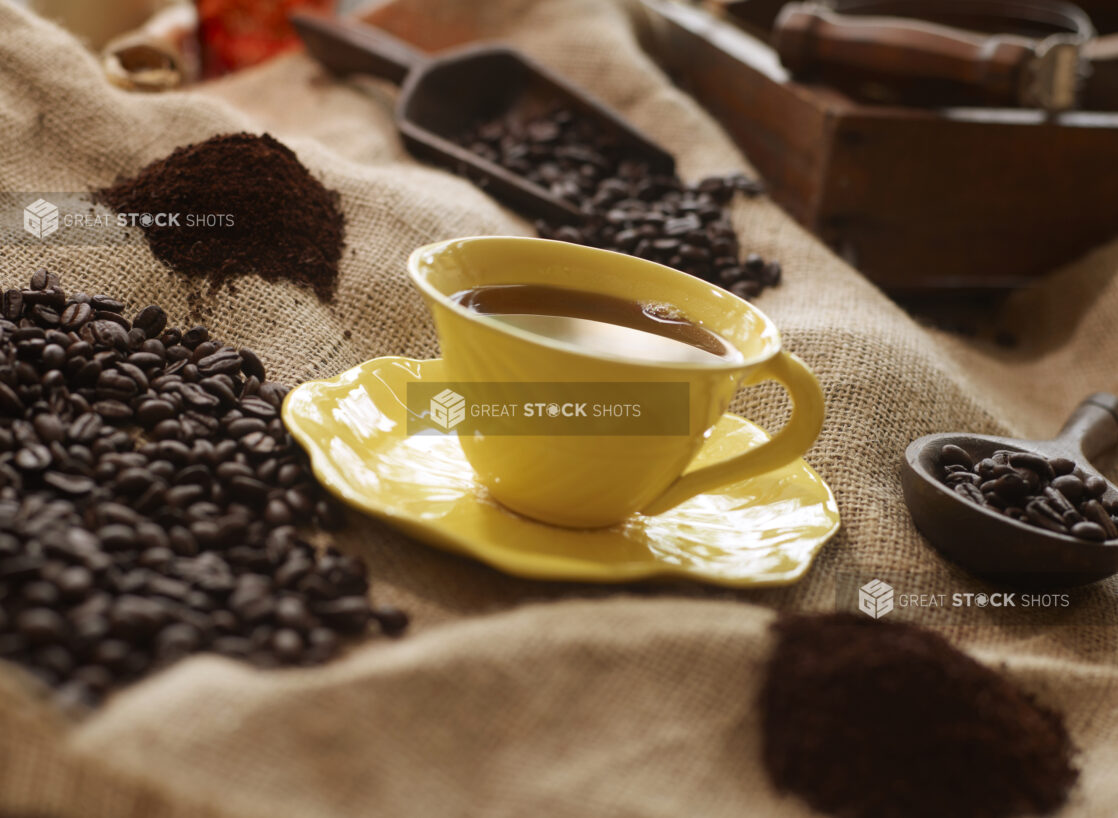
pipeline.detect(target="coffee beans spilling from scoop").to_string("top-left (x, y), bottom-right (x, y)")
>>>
top-left (0, 271), bottom-right (405, 708)
top-left (454, 107), bottom-right (778, 300)
top-left (940, 444), bottom-right (1118, 541)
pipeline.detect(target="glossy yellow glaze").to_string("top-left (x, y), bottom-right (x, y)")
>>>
top-left (408, 236), bottom-right (826, 527)
top-left (282, 356), bottom-right (840, 588)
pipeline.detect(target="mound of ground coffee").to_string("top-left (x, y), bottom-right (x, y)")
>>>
top-left (453, 107), bottom-right (777, 300)
top-left (97, 133), bottom-right (344, 301)
top-left (0, 270), bottom-right (404, 709)
top-left (761, 613), bottom-right (1077, 818)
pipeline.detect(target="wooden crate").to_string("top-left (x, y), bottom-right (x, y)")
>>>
top-left (639, 0), bottom-right (1118, 292)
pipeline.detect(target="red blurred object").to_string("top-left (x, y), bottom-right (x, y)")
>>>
top-left (197, 0), bottom-right (336, 76)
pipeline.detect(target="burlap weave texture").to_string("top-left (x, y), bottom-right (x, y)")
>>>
top-left (0, 0), bottom-right (1116, 815)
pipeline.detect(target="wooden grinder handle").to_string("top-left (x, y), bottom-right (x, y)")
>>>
top-left (773, 3), bottom-right (1035, 105)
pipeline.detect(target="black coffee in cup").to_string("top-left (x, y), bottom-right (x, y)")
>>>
top-left (451, 284), bottom-right (742, 366)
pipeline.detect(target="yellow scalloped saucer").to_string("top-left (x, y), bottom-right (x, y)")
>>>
top-left (282, 357), bottom-right (840, 587)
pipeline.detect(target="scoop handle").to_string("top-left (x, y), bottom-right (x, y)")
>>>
top-left (290, 12), bottom-right (426, 85)
top-left (1056, 393), bottom-right (1118, 461)
top-left (773, 3), bottom-right (1032, 106)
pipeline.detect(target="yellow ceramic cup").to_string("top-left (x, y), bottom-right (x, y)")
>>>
top-left (408, 236), bottom-right (824, 528)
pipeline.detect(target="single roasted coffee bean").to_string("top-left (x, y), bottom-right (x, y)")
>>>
top-left (271, 628), bottom-right (304, 663)
top-left (986, 472), bottom-right (1028, 502)
top-left (1050, 474), bottom-right (1085, 502)
top-left (56, 566), bottom-right (93, 599)
top-left (94, 310), bottom-right (129, 329)
top-left (264, 498), bottom-right (293, 526)
top-left (93, 400), bottom-right (133, 421)
top-left (197, 348), bottom-right (242, 377)
top-left (1081, 499), bottom-right (1118, 539)
top-left (155, 623), bottom-right (201, 661)
top-left (940, 444), bottom-right (973, 469)
top-left (18, 608), bottom-right (67, 643)
top-left (15, 444), bottom-right (51, 471)
top-left (1009, 452), bottom-right (1055, 481)
top-left (90, 295), bottom-right (124, 313)
top-left (227, 417), bottom-right (267, 437)
top-left (239, 396), bottom-right (276, 419)
top-left (132, 305), bottom-right (167, 339)
top-left (43, 472), bottom-right (96, 496)
top-left (0, 272), bottom-right (395, 708)
top-left (1026, 500), bottom-right (1066, 533)
top-left (275, 595), bottom-right (311, 630)
top-left (372, 604), bottom-right (409, 637)
top-left (68, 412), bottom-right (102, 443)
top-left (83, 319), bottom-right (129, 350)
top-left (1043, 486), bottom-right (1076, 516)
top-left (1049, 457), bottom-right (1076, 476)
top-left (940, 444), bottom-right (1116, 542)
top-left (239, 348), bottom-right (266, 381)
top-left (1070, 521), bottom-right (1106, 541)
top-left (954, 482), bottom-right (986, 505)
top-left (136, 398), bottom-right (175, 427)
top-left (314, 596), bottom-right (370, 632)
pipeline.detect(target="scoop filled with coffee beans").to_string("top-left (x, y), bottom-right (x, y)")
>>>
top-left (0, 270), bottom-right (406, 709)
top-left (902, 393), bottom-right (1118, 587)
top-left (291, 16), bottom-right (778, 298)
top-left (453, 105), bottom-right (779, 300)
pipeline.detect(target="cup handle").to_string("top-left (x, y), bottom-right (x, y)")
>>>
top-left (641, 351), bottom-right (825, 516)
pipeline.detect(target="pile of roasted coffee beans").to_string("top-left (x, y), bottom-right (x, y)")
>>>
top-left (0, 271), bottom-right (405, 708)
top-left (762, 613), bottom-right (1077, 818)
top-left (941, 444), bottom-right (1118, 541)
top-left (454, 107), bottom-right (779, 300)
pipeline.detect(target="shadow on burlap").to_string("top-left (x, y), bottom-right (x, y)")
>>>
top-left (0, 0), bottom-right (1116, 815)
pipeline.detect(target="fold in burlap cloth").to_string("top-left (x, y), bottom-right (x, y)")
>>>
top-left (1, 1), bottom-right (1117, 815)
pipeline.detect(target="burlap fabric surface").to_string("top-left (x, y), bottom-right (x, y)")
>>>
top-left (1, 0), bottom-right (1117, 815)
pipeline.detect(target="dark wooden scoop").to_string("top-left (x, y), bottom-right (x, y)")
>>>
top-left (902, 394), bottom-right (1118, 588)
top-left (290, 13), bottom-right (675, 223)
